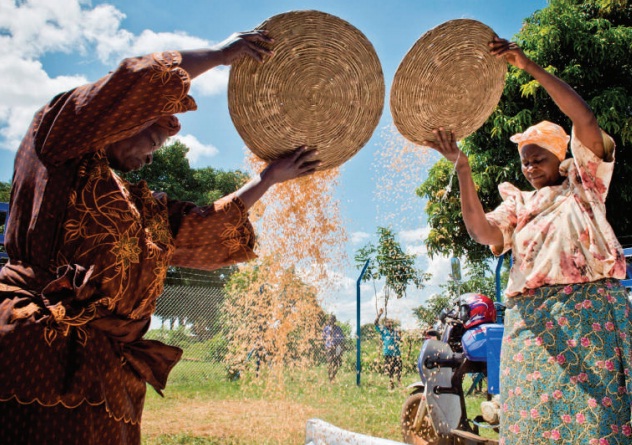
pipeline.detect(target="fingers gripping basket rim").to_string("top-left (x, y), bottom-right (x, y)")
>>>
top-left (390, 19), bottom-right (507, 145)
top-left (228, 10), bottom-right (385, 170)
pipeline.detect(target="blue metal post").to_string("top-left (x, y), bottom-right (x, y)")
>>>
top-left (356, 259), bottom-right (370, 386)
top-left (495, 254), bottom-right (505, 302)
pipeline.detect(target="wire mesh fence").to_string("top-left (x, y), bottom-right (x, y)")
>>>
top-left (148, 272), bottom-right (432, 387)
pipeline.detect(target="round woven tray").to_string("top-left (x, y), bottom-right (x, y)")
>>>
top-left (228, 10), bottom-right (384, 170)
top-left (390, 19), bottom-right (507, 145)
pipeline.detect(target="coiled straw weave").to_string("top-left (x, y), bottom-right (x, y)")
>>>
top-left (390, 19), bottom-right (507, 145)
top-left (228, 10), bottom-right (385, 170)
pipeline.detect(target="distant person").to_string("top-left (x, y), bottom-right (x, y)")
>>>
top-left (322, 314), bottom-right (345, 382)
top-left (374, 308), bottom-right (402, 389)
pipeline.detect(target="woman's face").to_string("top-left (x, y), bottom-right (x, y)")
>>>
top-left (106, 125), bottom-right (169, 173)
top-left (520, 144), bottom-right (562, 190)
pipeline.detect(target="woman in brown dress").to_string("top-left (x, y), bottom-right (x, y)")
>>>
top-left (0, 30), bottom-right (319, 444)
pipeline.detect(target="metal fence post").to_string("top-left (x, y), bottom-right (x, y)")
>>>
top-left (356, 259), bottom-right (370, 386)
top-left (495, 253), bottom-right (506, 302)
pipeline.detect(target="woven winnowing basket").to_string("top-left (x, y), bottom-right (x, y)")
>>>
top-left (228, 10), bottom-right (385, 170)
top-left (390, 19), bottom-right (507, 145)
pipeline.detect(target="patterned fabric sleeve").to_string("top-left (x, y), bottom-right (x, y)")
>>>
top-left (564, 128), bottom-right (616, 204)
top-left (37, 51), bottom-right (197, 165)
top-left (168, 194), bottom-right (257, 271)
top-left (485, 182), bottom-right (521, 256)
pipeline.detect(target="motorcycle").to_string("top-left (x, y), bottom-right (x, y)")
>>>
top-left (400, 291), bottom-right (505, 445)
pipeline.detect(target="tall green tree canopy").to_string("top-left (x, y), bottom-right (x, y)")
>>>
top-left (122, 140), bottom-right (249, 206)
top-left (419, 0), bottom-right (632, 262)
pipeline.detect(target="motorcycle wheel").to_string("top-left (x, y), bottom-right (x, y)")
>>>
top-left (401, 391), bottom-right (448, 445)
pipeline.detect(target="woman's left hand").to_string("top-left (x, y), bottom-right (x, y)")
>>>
top-left (423, 128), bottom-right (465, 166)
top-left (260, 146), bottom-right (321, 185)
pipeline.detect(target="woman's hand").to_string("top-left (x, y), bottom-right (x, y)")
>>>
top-left (235, 146), bottom-right (320, 210)
top-left (260, 146), bottom-right (321, 185)
top-left (489, 36), bottom-right (530, 70)
top-left (180, 30), bottom-right (273, 78)
top-left (217, 30), bottom-right (274, 65)
top-left (423, 128), bottom-right (466, 167)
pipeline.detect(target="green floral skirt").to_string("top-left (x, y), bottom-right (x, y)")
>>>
top-left (499, 279), bottom-right (632, 445)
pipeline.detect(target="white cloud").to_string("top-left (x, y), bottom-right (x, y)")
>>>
top-left (191, 67), bottom-right (230, 96)
top-left (406, 244), bottom-right (427, 256)
top-left (400, 226), bottom-right (430, 256)
top-left (0, 54), bottom-right (88, 151)
top-left (424, 255), bottom-right (453, 286)
top-left (399, 227), bottom-right (429, 244)
top-left (171, 134), bottom-right (219, 165)
top-left (0, 0), bottom-right (220, 153)
top-left (104, 29), bottom-right (210, 64)
top-left (350, 231), bottom-right (371, 245)
top-left (0, 0), bottom-right (87, 58)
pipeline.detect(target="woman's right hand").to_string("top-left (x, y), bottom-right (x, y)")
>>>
top-left (260, 146), bottom-right (321, 186)
top-left (217, 30), bottom-right (274, 65)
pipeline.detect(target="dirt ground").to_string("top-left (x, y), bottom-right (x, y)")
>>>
top-left (142, 398), bottom-right (322, 444)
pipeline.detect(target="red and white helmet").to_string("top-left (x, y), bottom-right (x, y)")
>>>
top-left (458, 293), bottom-right (496, 329)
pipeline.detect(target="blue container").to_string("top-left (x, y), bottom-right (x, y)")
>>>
top-left (486, 325), bottom-right (503, 394)
top-left (462, 323), bottom-right (504, 394)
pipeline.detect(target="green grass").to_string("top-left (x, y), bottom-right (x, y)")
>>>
top-left (141, 361), bottom-right (496, 444)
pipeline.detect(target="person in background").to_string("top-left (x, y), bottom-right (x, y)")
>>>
top-left (0, 30), bottom-right (320, 445)
top-left (425, 36), bottom-right (631, 444)
top-left (322, 314), bottom-right (346, 382)
top-left (375, 308), bottom-right (402, 390)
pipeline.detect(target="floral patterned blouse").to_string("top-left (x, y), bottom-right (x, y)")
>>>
top-left (0, 52), bottom-right (255, 424)
top-left (486, 129), bottom-right (626, 298)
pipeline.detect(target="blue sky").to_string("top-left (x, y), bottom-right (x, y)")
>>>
top-left (0, 0), bottom-right (547, 328)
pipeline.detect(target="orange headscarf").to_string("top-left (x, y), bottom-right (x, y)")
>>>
top-left (510, 120), bottom-right (570, 161)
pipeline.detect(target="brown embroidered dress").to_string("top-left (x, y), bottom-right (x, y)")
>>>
top-left (0, 52), bottom-right (256, 444)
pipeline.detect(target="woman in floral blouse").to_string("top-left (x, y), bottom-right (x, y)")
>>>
top-left (425, 37), bottom-right (631, 444)
top-left (0, 30), bottom-right (319, 444)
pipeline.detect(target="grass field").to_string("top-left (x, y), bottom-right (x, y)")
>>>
top-left (141, 362), bottom-right (495, 444)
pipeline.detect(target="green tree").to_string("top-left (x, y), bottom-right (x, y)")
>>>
top-left (355, 227), bottom-right (431, 316)
top-left (194, 167), bottom-right (249, 205)
top-left (413, 257), bottom-right (508, 328)
top-left (122, 140), bottom-right (248, 206)
top-left (0, 181), bottom-right (10, 202)
top-left (419, 0), bottom-right (632, 261)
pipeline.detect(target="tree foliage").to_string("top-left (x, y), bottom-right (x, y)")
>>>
top-left (122, 140), bottom-right (249, 206)
top-left (355, 227), bottom-right (431, 315)
top-left (0, 181), bottom-right (10, 202)
top-left (419, 0), bottom-right (632, 261)
top-left (412, 257), bottom-right (504, 328)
